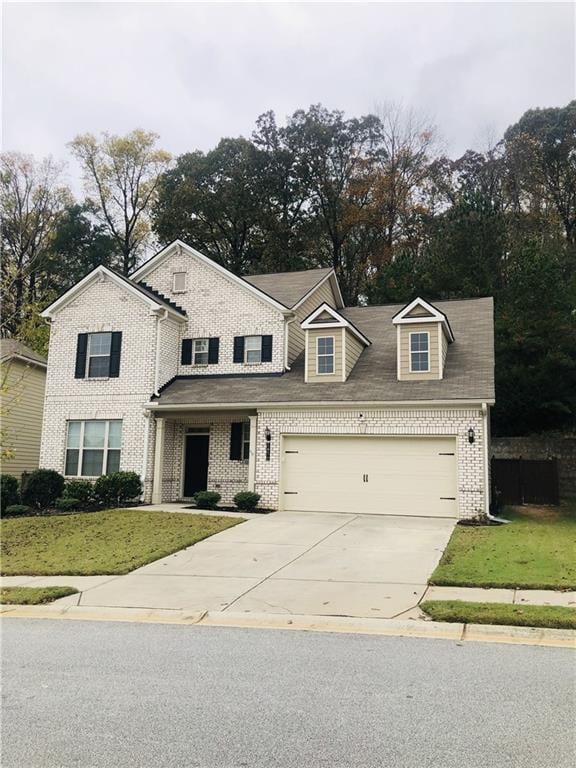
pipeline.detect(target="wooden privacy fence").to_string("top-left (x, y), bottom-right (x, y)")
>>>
top-left (491, 458), bottom-right (560, 506)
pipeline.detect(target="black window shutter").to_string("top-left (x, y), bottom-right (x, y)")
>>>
top-left (109, 332), bottom-right (122, 377)
top-left (233, 336), bottom-right (245, 364)
top-left (181, 339), bottom-right (193, 365)
top-left (74, 333), bottom-right (88, 379)
top-left (208, 337), bottom-right (219, 365)
top-left (230, 422), bottom-right (243, 460)
top-left (261, 335), bottom-right (273, 362)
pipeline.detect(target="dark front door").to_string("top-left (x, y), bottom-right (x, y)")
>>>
top-left (184, 434), bottom-right (210, 497)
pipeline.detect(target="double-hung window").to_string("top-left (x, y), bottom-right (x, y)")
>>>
top-left (410, 332), bottom-right (430, 372)
top-left (245, 336), bottom-right (262, 364)
top-left (65, 419), bottom-right (122, 477)
top-left (242, 422), bottom-right (250, 460)
top-left (87, 332), bottom-right (112, 378)
top-left (316, 336), bottom-right (335, 374)
top-left (193, 338), bottom-right (209, 365)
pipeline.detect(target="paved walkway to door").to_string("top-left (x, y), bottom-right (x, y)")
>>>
top-left (2, 513), bottom-right (457, 619)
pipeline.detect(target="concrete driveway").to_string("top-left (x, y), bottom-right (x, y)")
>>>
top-left (73, 512), bottom-right (456, 619)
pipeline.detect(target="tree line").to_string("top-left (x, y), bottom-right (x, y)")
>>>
top-left (1, 103), bottom-right (574, 436)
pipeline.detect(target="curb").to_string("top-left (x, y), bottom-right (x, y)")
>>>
top-left (1, 605), bottom-right (574, 648)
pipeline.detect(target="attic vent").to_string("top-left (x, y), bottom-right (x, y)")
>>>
top-left (173, 272), bottom-right (187, 293)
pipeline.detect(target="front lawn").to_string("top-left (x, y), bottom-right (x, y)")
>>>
top-left (430, 501), bottom-right (576, 590)
top-left (421, 600), bottom-right (576, 630)
top-left (1, 510), bottom-right (243, 576)
top-left (1, 586), bottom-right (78, 605)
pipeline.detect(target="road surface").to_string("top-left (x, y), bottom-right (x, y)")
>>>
top-left (2, 619), bottom-right (574, 767)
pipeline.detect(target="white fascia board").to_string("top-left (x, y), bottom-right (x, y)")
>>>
top-left (392, 298), bottom-right (454, 343)
top-left (146, 398), bottom-right (493, 412)
top-left (40, 265), bottom-right (164, 319)
top-left (302, 303), bottom-right (370, 346)
top-left (0, 354), bottom-right (47, 369)
top-left (131, 239), bottom-right (292, 316)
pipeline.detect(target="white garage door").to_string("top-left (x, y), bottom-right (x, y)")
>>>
top-left (281, 436), bottom-right (457, 517)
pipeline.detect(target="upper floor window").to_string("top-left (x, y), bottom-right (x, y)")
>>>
top-left (410, 332), bottom-right (429, 372)
top-left (88, 332), bottom-right (112, 378)
top-left (172, 272), bottom-right (187, 293)
top-left (245, 335), bottom-right (262, 364)
top-left (316, 336), bottom-right (335, 374)
top-left (65, 419), bottom-right (122, 477)
top-left (192, 338), bottom-right (209, 365)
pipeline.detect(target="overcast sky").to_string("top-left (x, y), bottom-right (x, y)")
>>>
top-left (2, 1), bottom-right (574, 190)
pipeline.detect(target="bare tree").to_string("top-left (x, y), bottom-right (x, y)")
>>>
top-left (0, 152), bottom-right (70, 338)
top-left (69, 130), bottom-right (172, 274)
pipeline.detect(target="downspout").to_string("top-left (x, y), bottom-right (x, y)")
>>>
top-left (153, 310), bottom-right (169, 397)
top-left (284, 314), bottom-right (296, 371)
top-left (482, 402), bottom-right (509, 523)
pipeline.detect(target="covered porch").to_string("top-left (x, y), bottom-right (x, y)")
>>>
top-left (148, 409), bottom-right (258, 505)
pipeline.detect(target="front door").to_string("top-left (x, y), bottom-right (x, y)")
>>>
top-left (183, 433), bottom-right (210, 497)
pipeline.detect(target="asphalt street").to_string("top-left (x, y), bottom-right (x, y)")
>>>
top-left (1, 619), bottom-right (574, 768)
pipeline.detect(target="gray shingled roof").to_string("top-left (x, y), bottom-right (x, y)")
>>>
top-left (243, 268), bottom-right (333, 308)
top-left (153, 297), bottom-right (495, 407)
top-left (0, 339), bottom-right (47, 366)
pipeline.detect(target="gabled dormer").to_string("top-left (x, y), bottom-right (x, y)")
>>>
top-left (392, 297), bottom-right (454, 381)
top-left (301, 303), bottom-right (371, 383)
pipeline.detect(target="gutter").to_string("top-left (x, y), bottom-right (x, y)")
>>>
top-left (145, 399), bottom-right (496, 412)
top-left (153, 310), bottom-right (169, 397)
top-left (482, 402), bottom-right (509, 524)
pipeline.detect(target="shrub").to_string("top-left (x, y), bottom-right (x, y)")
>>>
top-left (5, 504), bottom-right (34, 517)
top-left (55, 497), bottom-right (80, 512)
top-left (1, 475), bottom-right (19, 510)
top-left (194, 490), bottom-right (221, 510)
top-left (94, 472), bottom-right (142, 507)
top-left (233, 491), bottom-right (261, 511)
top-left (22, 469), bottom-right (65, 509)
top-left (63, 480), bottom-right (94, 505)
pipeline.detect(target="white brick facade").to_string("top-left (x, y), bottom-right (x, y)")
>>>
top-left (139, 248), bottom-right (287, 376)
top-left (252, 407), bottom-right (486, 519)
top-left (39, 243), bottom-right (492, 521)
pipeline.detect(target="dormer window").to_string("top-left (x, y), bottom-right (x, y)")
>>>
top-left (410, 332), bottom-right (429, 372)
top-left (172, 272), bottom-right (187, 293)
top-left (317, 336), bottom-right (335, 374)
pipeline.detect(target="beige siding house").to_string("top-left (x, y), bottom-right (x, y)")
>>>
top-left (1, 340), bottom-right (47, 477)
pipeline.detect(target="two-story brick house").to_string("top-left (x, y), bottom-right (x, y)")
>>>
top-left (40, 239), bottom-right (494, 519)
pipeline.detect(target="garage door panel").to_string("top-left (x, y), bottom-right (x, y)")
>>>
top-left (282, 436), bottom-right (457, 517)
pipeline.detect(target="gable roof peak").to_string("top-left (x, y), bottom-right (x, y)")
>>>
top-left (392, 297), bottom-right (455, 341)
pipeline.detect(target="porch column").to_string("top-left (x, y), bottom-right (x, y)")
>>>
top-left (151, 417), bottom-right (165, 504)
top-left (248, 414), bottom-right (258, 491)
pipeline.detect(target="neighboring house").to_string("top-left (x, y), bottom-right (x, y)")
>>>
top-left (1, 340), bottom-right (47, 477)
top-left (39, 239), bottom-right (495, 519)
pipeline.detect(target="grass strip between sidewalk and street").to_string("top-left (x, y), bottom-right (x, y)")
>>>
top-left (1, 509), bottom-right (244, 576)
top-left (421, 600), bottom-right (576, 630)
top-left (430, 502), bottom-right (576, 590)
top-left (1, 586), bottom-right (79, 605)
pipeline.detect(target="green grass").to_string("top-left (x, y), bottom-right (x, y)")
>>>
top-left (421, 600), bottom-right (576, 630)
top-left (1, 586), bottom-right (79, 605)
top-left (0, 509), bottom-right (244, 576)
top-left (430, 501), bottom-right (576, 590)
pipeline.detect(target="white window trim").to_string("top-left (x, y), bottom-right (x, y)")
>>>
top-left (409, 331), bottom-right (430, 373)
top-left (65, 419), bottom-right (122, 478)
top-left (172, 271), bottom-right (187, 293)
top-left (192, 338), bottom-right (209, 366)
top-left (316, 335), bottom-right (335, 375)
top-left (244, 335), bottom-right (262, 365)
top-left (242, 422), bottom-right (250, 461)
top-left (87, 332), bottom-right (112, 379)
